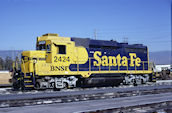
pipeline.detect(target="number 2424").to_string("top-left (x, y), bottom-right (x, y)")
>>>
top-left (54, 56), bottom-right (70, 62)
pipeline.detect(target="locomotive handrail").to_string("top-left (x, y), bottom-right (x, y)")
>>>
top-left (143, 61), bottom-right (145, 72)
top-left (21, 59), bottom-right (26, 77)
top-left (76, 57), bottom-right (151, 73)
top-left (77, 56), bottom-right (79, 73)
top-left (89, 58), bottom-right (91, 72)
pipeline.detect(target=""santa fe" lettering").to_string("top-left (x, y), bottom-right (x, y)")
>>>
top-left (93, 51), bottom-right (141, 67)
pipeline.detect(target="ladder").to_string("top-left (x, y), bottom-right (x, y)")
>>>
top-left (23, 73), bottom-right (35, 90)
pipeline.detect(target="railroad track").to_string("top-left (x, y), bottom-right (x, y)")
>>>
top-left (0, 80), bottom-right (172, 95)
top-left (0, 93), bottom-right (172, 113)
top-left (0, 84), bottom-right (11, 88)
top-left (0, 84), bottom-right (172, 108)
top-left (8, 93), bottom-right (170, 113)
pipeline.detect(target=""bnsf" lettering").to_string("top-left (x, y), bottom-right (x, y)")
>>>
top-left (50, 66), bottom-right (69, 71)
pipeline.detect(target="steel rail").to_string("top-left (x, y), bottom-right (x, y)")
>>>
top-left (76, 92), bottom-right (172, 113)
top-left (0, 84), bottom-right (172, 101)
top-left (0, 93), bottom-right (172, 113)
top-left (0, 84), bottom-right (12, 88)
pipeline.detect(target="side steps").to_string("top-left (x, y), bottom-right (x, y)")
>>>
top-left (23, 74), bottom-right (35, 90)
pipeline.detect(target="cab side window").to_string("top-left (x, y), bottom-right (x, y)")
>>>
top-left (57, 45), bottom-right (66, 54)
top-left (47, 44), bottom-right (51, 51)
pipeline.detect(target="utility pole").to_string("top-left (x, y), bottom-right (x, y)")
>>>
top-left (123, 37), bottom-right (128, 43)
top-left (94, 29), bottom-right (97, 40)
top-left (11, 47), bottom-right (15, 61)
top-left (171, 1), bottom-right (172, 69)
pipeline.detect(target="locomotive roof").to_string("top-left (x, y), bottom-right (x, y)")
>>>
top-left (71, 37), bottom-right (147, 49)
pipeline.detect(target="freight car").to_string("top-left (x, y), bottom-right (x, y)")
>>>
top-left (12, 33), bottom-right (155, 90)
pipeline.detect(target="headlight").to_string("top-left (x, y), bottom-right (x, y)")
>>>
top-left (33, 60), bottom-right (37, 63)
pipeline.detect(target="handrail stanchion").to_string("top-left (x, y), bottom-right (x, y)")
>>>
top-left (89, 58), bottom-right (91, 72)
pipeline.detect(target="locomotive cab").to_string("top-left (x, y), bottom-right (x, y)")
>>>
top-left (36, 39), bottom-right (52, 63)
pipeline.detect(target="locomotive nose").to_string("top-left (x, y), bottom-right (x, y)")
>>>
top-left (21, 51), bottom-right (46, 73)
top-left (21, 51), bottom-right (46, 60)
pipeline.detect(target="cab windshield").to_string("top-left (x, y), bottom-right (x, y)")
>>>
top-left (36, 41), bottom-right (46, 50)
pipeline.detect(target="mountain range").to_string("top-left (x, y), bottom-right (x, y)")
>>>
top-left (149, 50), bottom-right (171, 65)
top-left (0, 50), bottom-right (171, 65)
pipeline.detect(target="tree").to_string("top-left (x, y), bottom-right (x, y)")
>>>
top-left (0, 57), bottom-right (5, 70)
top-left (4, 56), bottom-right (13, 70)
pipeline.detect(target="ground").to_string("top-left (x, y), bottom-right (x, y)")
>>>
top-left (0, 72), bottom-right (11, 84)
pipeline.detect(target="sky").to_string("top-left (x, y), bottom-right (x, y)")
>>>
top-left (0, 0), bottom-right (171, 52)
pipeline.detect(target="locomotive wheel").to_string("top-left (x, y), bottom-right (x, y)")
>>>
top-left (12, 82), bottom-right (21, 90)
top-left (63, 82), bottom-right (68, 89)
top-left (35, 83), bottom-right (40, 90)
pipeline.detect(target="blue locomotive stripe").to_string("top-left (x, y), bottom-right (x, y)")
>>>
top-left (69, 47), bottom-right (148, 72)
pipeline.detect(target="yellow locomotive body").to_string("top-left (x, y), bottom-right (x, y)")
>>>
top-left (13, 33), bottom-right (154, 90)
top-left (22, 34), bottom-right (89, 77)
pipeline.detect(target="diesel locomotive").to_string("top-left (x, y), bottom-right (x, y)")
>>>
top-left (12, 33), bottom-right (155, 90)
